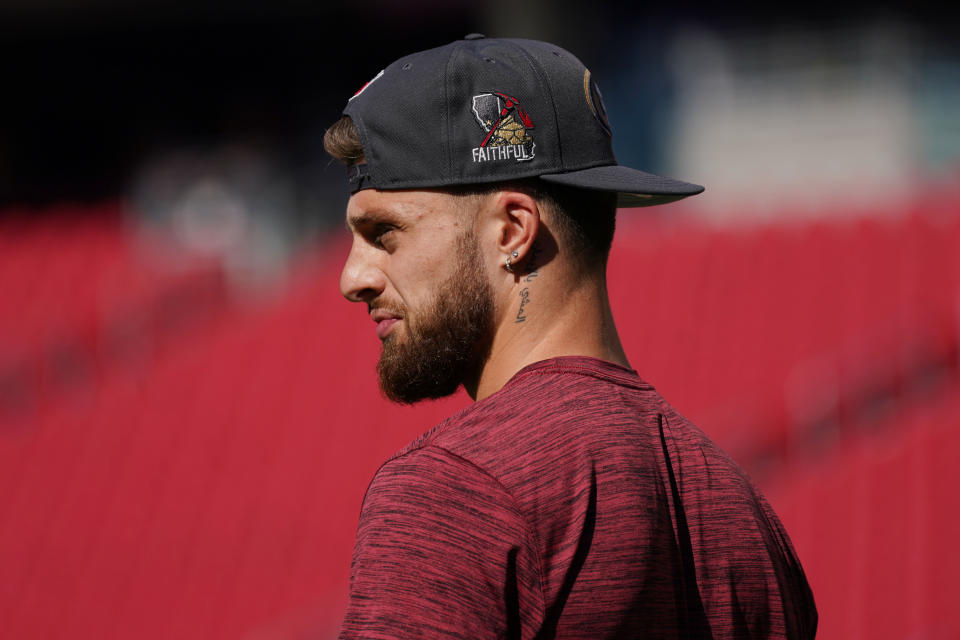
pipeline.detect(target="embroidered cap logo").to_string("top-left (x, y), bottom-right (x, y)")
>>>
top-left (471, 92), bottom-right (536, 163)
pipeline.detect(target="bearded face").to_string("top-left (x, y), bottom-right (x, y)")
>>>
top-left (375, 230), bottom-right (495, 404)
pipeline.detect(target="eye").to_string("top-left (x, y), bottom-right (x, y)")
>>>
top-left (371, 224), bottom-right (398, 250)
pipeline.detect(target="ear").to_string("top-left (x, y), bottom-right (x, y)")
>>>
top-left (487, 189), bottom-right (540, 274)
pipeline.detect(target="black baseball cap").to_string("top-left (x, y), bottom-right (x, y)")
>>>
top-left (340, 34), bottom-right (704, 208)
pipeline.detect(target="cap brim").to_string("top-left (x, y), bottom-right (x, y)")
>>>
top-left (539, 164), bottom-right (704, 208)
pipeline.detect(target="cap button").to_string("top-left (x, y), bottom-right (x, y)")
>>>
top-left (464, 33), bottom-right (486, 40)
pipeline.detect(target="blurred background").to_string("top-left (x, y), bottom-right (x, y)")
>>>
top-left (1, 0), bottom-right (958, 637)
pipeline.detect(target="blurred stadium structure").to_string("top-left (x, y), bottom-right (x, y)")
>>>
top-left (666, 22), bottom-right (960, 221)
top-left (1, 1), bottom-right (959, 638)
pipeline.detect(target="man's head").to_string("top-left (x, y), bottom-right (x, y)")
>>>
top-left (329, 36), bottom-right (703, 402)
top-left (333, 116), bottom-right (617, 403)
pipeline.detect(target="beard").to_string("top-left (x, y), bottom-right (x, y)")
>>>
top-left (376, 230), bottom-right (495, 404)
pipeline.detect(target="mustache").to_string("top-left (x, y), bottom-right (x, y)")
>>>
top-left (368, 300), bottom-right (405, 316)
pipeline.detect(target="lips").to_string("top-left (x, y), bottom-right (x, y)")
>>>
top-left (370, 308), bottom-right (402, 340)
top-left (375, 318), bottom-right (399, 339)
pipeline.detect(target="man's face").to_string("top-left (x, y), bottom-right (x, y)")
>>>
top-left (340, 189), bottom-right (496, 403)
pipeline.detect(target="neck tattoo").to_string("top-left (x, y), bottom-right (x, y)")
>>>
top-left (515, 244), bottom-right (541, 323)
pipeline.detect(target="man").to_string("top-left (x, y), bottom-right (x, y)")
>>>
top-left (327, 34), bottom-right (817, 639)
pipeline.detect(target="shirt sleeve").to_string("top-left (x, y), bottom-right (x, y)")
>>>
top-left (338, 445), bottom-right (542, 639)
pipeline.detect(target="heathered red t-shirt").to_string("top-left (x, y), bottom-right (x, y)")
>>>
top-left (339, 356), bottom-right (817, 639)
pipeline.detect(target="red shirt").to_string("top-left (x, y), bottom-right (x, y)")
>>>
top-left (339, 357), bottom-right (817, 638)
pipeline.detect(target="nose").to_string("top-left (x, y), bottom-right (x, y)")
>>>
top-left (340, 238), bottom-right (385, 303)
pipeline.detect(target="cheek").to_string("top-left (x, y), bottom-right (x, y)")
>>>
top-left (392, 221), bottom-right (483, 304)
top-left (388, 253), bottom-right (447, 309)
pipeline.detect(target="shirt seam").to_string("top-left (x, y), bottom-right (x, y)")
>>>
top-left (388, 443), bottom-right (549, 623)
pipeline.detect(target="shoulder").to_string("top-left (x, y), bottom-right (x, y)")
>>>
top-left (343, 449), bottom-right (545, 638)
top-left (366, 446), bottom-right (515, 503)
top-left (358, 446), bottom-right (529, 545)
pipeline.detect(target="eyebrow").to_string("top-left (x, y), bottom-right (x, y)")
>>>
top-left (345, 210), bottom-right (402, 232)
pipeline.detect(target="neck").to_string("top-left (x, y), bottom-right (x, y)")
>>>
top-left (466, 263), bottom-right (629, 401)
